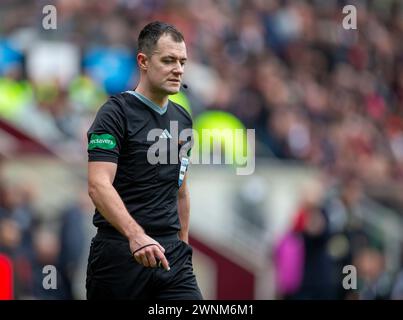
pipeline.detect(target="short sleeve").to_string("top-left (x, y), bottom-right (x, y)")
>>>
top-left (87, 97), bottom-right (126, 163)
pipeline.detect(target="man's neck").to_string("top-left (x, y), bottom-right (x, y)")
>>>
top-left (135, 84), bottom-right (168, 108)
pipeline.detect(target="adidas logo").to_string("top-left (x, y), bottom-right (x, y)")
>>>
top-left (159, 129), bottom-right (172, 139)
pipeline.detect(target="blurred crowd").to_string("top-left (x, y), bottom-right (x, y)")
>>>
top-left (0, 0), bottom-right (402, 209)
top-left (1, 0), bottom-right (403, 299)
top-left (274, 174), bottom-right (403, 300)
top-left (0, 173), bottom-right (89, 299)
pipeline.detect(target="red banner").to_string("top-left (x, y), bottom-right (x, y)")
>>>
top-left (0, 254), bottom-right (13, 300)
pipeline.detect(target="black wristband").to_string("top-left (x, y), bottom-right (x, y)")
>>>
top-left (131, 243), bottom-right (157, 257)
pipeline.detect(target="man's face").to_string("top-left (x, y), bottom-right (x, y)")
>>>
top-left (145, 34), bottom-right (187, 95)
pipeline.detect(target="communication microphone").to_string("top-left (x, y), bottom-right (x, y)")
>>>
top-left (182, 83), bottom-right (188, 89)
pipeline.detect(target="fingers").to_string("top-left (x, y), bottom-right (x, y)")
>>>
top-left (154, 249), bottom-right (170, 271)
top-left (145, 249), bottom-right (157, 268)
top-left (133, 246), bottom-right (152, 267)
top-left (155, 243), bottom-right (165, 254)
top-left (133, 244), bottom-right (169, 270)
top-left (133, 252), bottom-right (142, 265)
top-left (133, 250), bottom-right (148, 266)
top-left (141, 254), bottom-right (150, 267)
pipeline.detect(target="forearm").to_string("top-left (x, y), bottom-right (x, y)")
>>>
top-left (178, 187), bottom-right (190, 243)
top-left (89, 181), bottom-right (143, 240)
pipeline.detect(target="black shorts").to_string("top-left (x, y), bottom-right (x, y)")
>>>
top-left (86, 230), bottom-right (203, 300)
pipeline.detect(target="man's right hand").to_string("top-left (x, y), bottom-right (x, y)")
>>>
top-left (129, 232), bottom-right (170, 271)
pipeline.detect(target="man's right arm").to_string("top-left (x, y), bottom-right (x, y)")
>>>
top-left (88, 161), bottom-right (170, 270)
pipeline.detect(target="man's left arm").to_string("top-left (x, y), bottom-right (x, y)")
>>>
top-left (178, 174), bottom-right (190, 244)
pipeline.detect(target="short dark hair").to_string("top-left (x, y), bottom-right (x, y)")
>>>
top-left (137, 21), bottom-right (184, 56)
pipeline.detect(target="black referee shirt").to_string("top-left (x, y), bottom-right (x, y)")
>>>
top-left (87, 92), bottom-right (192, 237)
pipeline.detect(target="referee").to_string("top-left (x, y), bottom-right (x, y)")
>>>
top-left (86, 21), bottom-right (202, 300)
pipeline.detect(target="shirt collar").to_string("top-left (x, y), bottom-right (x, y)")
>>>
top-left (125, 90), bottom-right (168, 115)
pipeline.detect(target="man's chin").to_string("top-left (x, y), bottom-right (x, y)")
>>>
top-left (165, 87), bottom-right (180, 95)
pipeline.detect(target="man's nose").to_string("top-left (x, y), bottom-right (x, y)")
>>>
top-left (172, 62), bottom-right (184, 75)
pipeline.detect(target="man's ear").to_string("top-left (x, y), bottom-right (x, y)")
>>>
top-left (137, 53), bottom-right (148, 71)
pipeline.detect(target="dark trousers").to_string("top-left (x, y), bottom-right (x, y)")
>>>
top-left (86, 230), bottom-right (203, 300)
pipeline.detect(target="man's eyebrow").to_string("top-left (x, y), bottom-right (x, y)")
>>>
top-left (162, 55), bottom-right (187, 61)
